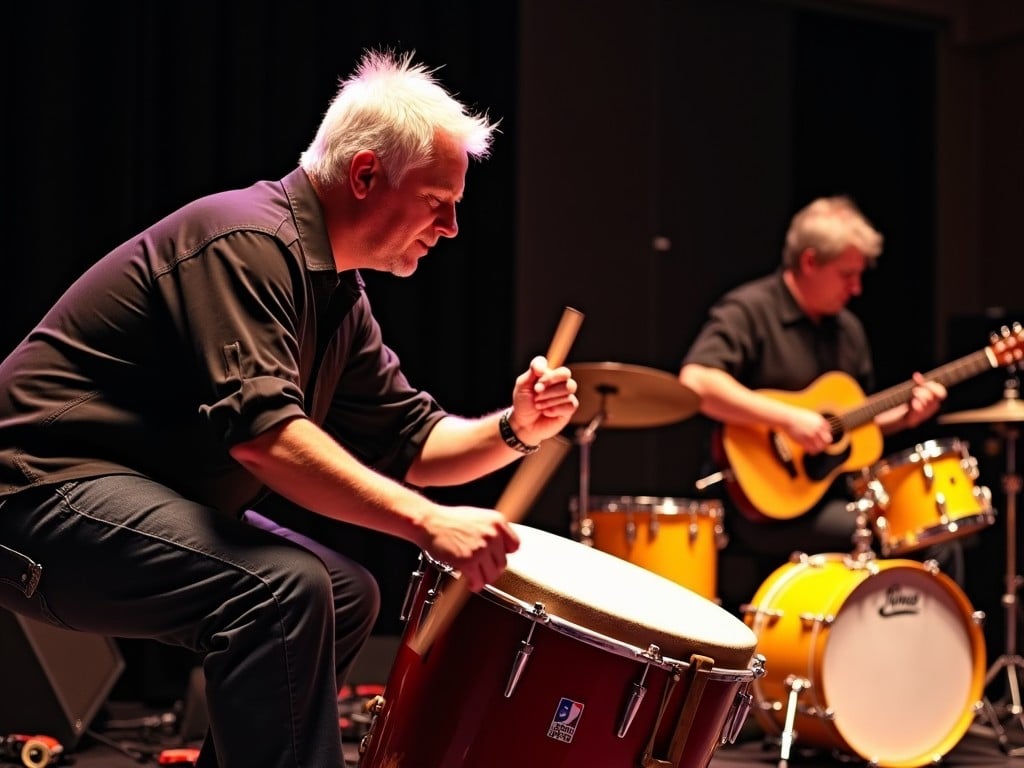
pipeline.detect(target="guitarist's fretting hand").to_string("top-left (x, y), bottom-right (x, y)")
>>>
top-left (877, 372), bottom-right (947, 434)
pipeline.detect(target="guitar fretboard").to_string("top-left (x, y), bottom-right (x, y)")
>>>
top-left (840, 347), bottom-right (994, 428)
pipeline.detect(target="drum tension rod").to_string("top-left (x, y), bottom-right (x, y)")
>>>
top-left (417, 571), bottom-right (447, 629)
top-left (687, 514), bottom-right (700, 544)
top-left (922, 458), bottom-right (935, 491)
top-left (399, 555), bottom-right (425, 623)
top-left (934, 491), bottom-right (950, 525)
top-left (722, 655), bottom-right (764, 746)
top-left (504, 602), bottom-right (546, 698)
top-left (617, 644), bottom-right (661, 738)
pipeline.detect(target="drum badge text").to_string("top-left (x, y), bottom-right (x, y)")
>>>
top-left (547, 697), bottom-right (585, 743)
top-left (878, 584), bottom-right (921, 617)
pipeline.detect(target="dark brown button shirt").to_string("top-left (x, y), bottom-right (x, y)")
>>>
top-left (0, 168), bottom-right (445, 515)
top-left (683, 270), bottom-right (874, 393)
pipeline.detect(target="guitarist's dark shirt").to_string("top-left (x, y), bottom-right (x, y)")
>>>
top-left (683, 270), bottom-right (874, 394)
top-left (682, 270), bottom-right (876, 593)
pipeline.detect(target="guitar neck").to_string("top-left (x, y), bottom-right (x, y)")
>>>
top-left (842, 347), bottom-right (996, 428)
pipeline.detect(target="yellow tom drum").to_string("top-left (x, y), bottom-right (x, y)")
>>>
top-left (849, 437), bottom-right (995, 556)
top-left (577, 495), bottom-right (726, 601)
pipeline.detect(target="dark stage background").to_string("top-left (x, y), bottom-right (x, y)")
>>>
top-left (2, 0), bottom-right (1022, 706)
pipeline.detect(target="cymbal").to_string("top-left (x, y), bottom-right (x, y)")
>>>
top-left (570, 362), bottom-right (700, 428)
top-left (938, 396), bottom-right (1024, 425)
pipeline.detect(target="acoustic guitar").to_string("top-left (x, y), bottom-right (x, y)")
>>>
top-left (718, 323), bottom-right (1024, 522)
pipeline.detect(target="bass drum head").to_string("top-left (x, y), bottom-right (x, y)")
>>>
top-left (822, 563), bottom-right (984, 765)
top-left (494, 523), bottom-right (755, 669)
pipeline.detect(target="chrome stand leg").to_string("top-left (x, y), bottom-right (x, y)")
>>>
top-left (776, 675), bottom-right (809, 768)
top-left (976, 416), bottom-right (1024, 755)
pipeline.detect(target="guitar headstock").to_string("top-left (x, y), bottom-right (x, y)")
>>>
top-left (989, 322), bottom-right (1024, 368)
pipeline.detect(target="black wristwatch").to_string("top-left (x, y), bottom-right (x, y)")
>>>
top-left (499, 409), bottom-right (540, 454)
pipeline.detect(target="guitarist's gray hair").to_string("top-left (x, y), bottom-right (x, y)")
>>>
top-left (782, 195), bottom-right (884, 269)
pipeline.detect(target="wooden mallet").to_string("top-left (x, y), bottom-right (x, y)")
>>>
top-left (409, 306), bottom-right (583, 655)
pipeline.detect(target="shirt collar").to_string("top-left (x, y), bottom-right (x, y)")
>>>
top-left (774, 269), bottom-right (838, 329)
top-left (281, 167), bottom-right (336, 274)
top-left (773, 270), bottom-right (805, 325)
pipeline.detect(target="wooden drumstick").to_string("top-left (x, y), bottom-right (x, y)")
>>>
top-left (409, 307), bottom-right (583, 655)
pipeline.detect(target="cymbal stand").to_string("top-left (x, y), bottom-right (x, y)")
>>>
top-left (978, 382), bottom-right (1024, 756)
top-left (571, 390), bottom-right (610, 542)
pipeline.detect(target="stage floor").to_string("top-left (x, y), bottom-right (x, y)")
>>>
top-left (59, 715), bottom-right (1024, 767)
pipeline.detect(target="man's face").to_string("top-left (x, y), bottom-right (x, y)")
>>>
top-left (361, 132), bottom-right (468, 277)
top-left (804, 245), bottom-right (867, 316)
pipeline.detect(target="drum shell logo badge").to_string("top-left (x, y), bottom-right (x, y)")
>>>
top-left (547, 697), bottom-right (585, 743)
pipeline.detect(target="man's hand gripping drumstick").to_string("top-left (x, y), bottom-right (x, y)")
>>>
top-left (410, 307), bottom-right (583, 655)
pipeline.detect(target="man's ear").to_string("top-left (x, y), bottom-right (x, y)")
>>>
top-left (350, 150), bottom-right (378, 199)
top-left (798, 247), bottom-right (818, 272)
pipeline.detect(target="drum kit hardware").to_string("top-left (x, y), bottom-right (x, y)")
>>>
top-left (356, 355), bottom-right (1024, 767)
top-left (938, 378), bottom-right (1024, 757)
top-left (566, 363), bottom-right (724, 599)
top-left (569, 362), bottom-right (700, 538)
top-left (847, 437), bottom-right (995, 558)
top-left (744, 378), bottom-right (1024, 768)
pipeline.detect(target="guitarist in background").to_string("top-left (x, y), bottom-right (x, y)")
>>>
top-left (679, 195), bottom-right (953, 615)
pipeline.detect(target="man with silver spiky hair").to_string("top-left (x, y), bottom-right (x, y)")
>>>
top-left (0, 49), bottom-right (578, 767)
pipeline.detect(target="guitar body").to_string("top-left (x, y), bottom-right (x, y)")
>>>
top-left (712, 325), bottom-right (1023, 523)
top-left (720, 371), bottom-right (884, 522)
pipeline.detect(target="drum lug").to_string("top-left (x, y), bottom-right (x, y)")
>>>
top-left (687, 515), bottom-right (699, 544)
top-left (922, 459), bottom-right (935, 491)
top-left (418, 572), bottom-right (446, 627)
top-left (923, 559), bottom-right (941, 575)
top-left (714, 520), bottom-right (729, 550)
top-left (618, 680), bottom-right (649, 739)
top-left (649, 510), bottom-right (661, 538)
top-left (972, 610), bottom-right (986, 626)
top-left (722, 690), bottom-right (753, 745)
top-left (963, 454), bottom-right (981, 481)
top-left (357, 695), bottom-right (387, 758)
top-left (740, 603), bottom-right (784, 621)
top-left (934, 492), bottom-right (950, 525)
top-left (399, 557), bottom-right (425, 623)
top-left (799, 612), bottom-right (834, 627)
top-left (617, 645), bottom-right (661, 738)
top-left (975, 484), bottom-right (993, 507)
top-left (504, 602), bottom-right (545, 698)
top-left (579, 515), bottom-right (594, 546)
top-left (626, 515), bottom-right (637, 546)
top-left (842, 553), bottom-right (880, 574)
top-left (721, 655), bottom-right (764, 745)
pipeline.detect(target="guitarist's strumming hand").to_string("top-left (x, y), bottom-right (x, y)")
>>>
top-left (877, 372), bottom-right (947, 434)
top-left (782, 406), bottom-right (834, 455)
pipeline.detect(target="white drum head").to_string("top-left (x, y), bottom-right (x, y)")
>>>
top-left (493, 523), bottom-right (756, 669)
top-left (822, 566), bottom-right (978, 763)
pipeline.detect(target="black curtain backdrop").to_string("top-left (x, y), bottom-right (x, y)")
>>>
top-left (3, 2), bottom-right (518, 413)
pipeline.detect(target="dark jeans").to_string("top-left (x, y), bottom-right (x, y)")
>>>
top-left (0, 475), bottom-right (379, 768)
